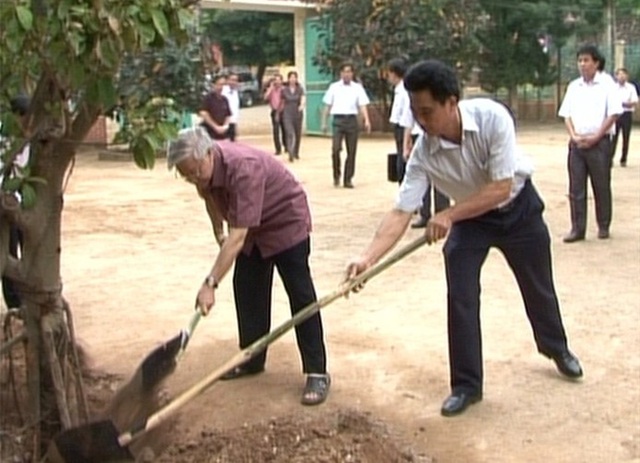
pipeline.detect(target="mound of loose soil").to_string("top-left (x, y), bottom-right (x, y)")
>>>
top-left (155, 410), bottom-right (433, 463)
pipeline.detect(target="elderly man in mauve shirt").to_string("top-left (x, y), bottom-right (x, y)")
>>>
top-left (166, 127), bottom-right (330, 406)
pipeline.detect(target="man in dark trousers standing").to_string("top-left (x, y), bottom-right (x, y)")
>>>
top-left (558, 44), bottom-right (622, 242)
top-left (611, 67), bottom-right (638, 167)
top-left (321, 63), bottom-right (371, 188)
top-left (345, 59), bottom-right (583, 417)
top-left (167, 127), bottom-right (331, 406)
top-left (387, 58), bottom-right (410, 184)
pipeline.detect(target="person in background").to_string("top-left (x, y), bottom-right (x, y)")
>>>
top-left (387, 58), bottom-right (410, 184)
top-left (264, 74), bottom-right (286, 156)
top-left (558, 44), bottom-right (623, 243)
top-left (321, 63), bottom-right (371, 189)
top-left (222, 72), bottom-right (241, 142)
top-left (281, 71), bottom-right (305, 163)
top-left (0, 95), bottom-right (31, 310)
top-left (611, 68), bottom-right (638, 167)
top-left (199, 74), bottom-right (231, 141)
top-left (345, 59), bottom-right (582, 417)
top-left (167, 127), bottom-right (331, 406)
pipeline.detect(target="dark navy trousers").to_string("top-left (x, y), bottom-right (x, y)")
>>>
top-left (443, 180), bottom-right (569, 394)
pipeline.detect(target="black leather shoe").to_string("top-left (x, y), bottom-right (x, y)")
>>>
top-left (563, 231), bottom-right (585, 243)
top-left (220, 365), bottom-right (265, 380)
top-left (343, 182), bottom-right (354, 189)
top-left (551, 351), bottom-right (583, 379)
top-left (333, 178), bottom-right (340, 187)
top-left (411, 216), bottom-right (428, 229)
top-left (440, 391), bottom-right (482, 417)
top-left (597, 229), bottom-right (610, 239)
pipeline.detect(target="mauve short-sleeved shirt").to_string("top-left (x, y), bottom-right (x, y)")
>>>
top-left (204, 140), bottom-right (312, 258)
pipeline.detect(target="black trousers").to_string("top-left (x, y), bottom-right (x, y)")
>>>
top-left (442, 181), bottom-right (569, 395)
top-left (393, 124), bottom-right (406, 184)
top-left (568, 137), bottom-right (612, 234)
top-left (227, 123), bottom-right (237, 142)
top-left (419, 186), bottom-right (450, 220)
top-left (331, 115), bottom-right (359, 184)
top-left (2, 226), bottom-right (22, 309)
top-left (612, 111), bottom-right (633, 164)
top-left (270, 110), bottom-right (285, 154)
top-left (232, 238), bottom-right (327, 374)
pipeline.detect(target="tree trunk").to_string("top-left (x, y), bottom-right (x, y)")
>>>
top-left (2, 139), bottom-right (89, 457)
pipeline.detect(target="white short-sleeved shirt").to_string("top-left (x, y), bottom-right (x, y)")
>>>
top-left (398, 103), bottom-right (424, 136)
top-left (323, 80), bottom-right (370, 115)
top-left (616, 82), bottom-right (639, 113)
top-left (222, 85), bottom-right (240, 123)
top-left (396, 98), bottom-right (533, 212)
top-left (558, 72), bottom-right (623, 136)
top-left (389, 82), bottom-right (409, 125)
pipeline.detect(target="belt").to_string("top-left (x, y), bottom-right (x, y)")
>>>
top-left (333, 114), bottom-right (357, 118)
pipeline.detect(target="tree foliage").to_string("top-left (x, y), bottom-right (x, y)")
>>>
top-left (313, 0), bottom-right (483, 104)
top-left (200, 10), bottom-right (294, 85)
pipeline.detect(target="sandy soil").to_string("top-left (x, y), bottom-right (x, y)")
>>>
top-left (53, 106), bottom-right (640, 462)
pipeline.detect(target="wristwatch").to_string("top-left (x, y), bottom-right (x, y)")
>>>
top-left (204, 275), bottom-right (218, 289)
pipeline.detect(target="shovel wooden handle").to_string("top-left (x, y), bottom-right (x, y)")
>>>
top-left (119, 235), bottom-right (428, 446)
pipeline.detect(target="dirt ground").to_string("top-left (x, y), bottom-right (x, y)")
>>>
top-left (28, 106), bottom-right (640, 462)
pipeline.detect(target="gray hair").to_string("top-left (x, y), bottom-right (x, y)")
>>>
top-left (166, 126), bottom-right (215, 169)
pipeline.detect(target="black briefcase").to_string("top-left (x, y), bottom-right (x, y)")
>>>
top-left (387, 153), bottom-right (399, 182)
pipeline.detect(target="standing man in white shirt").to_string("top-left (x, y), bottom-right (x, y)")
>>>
top-left (222, 72), bottom-right (241, 142)
top-left (387, 58), bottom-right (410, 184)
top-left (558, 44), bottom-right (623, 243)
top-left (344, 60), bottom-right (582, 417)
top-left (321, 63), bottom-right (371, 188)
top-left (611, 67), bottom-right (639, 167)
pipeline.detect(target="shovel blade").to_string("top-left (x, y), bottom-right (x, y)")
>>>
top-left (48, 420), bottom-right (134, 463)
top-left (139, 331), bottom-right (186, 391)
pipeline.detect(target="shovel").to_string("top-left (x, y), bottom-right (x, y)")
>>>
top-left (47, 235), bottom-right (428, 463)
top-left (135, 310), bottom-right (202, 392)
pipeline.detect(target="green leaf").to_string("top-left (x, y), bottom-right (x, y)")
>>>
top-left (26, 176), bottom-right (48, 186)
top-left (157, 121), bottom-right (178, 141)
top-left (20, 183), bottom-right (37, 209)
top-left (2, 177), bottom-right (23, 193)
top-left (132, 137), bottom-right (156, 170)
top-left (69, 61), bottom-right (86, 87)
top-left (97, 38), bottom-right (119, 68)
top-left (15, 5), bottom-right (33, 31)
top-left (57, 0), bottom-right (70, 20)
top-left (138, 23), bottom-right (156, 44)
top-left (143, 132), bottom-right (162, 151)
top-left (150, 9), bottom-right (169, 38)
top-left (177, 9), bottom-right (194, 29)
top-left (97, 77), bottom-right (117, 109)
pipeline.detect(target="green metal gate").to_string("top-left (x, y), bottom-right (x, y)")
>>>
top-left (304, 16), bottom-right (332, 135)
